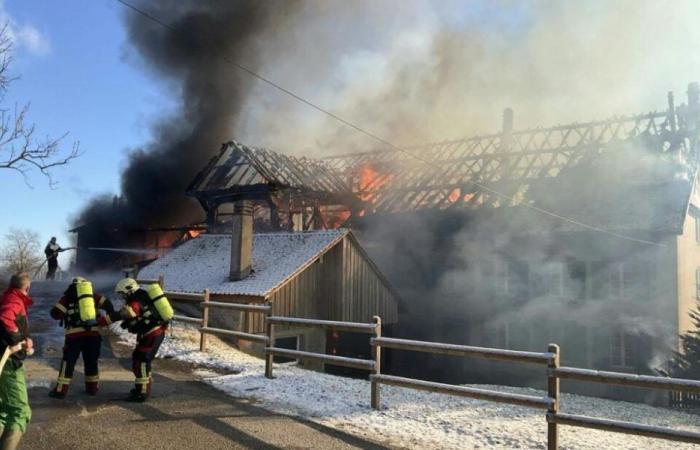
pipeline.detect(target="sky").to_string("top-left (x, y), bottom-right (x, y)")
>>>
top-left (1, 0), bottom-right (700, 270)
top-left (0, 0), bottom-right (168, 268)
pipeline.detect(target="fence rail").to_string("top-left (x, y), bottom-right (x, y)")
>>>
top-left (171, 315), bottom-right (203, 325)
top-left (372, 336), bottom-right (554, 364)
top-left (553, 367), bottom-right (700, 393)
top-left (148, 274), bottom-right (700, 449)
top-left (264, 316), bottom-right (381, 393)
top-left (201, 327), bottom-right (269, 343)
top-left (372, 374), bottom-right (553, 409)
top-left (547, 412), bottom-right (700, 445)
top-left (267, 316), bottom-right (378, 334)
top-left (167, 291), bottom-right (208, 302)
top-left (267, 347), bottom-right (376, 370)
top-left (203, 301), bottom-right (272, 313)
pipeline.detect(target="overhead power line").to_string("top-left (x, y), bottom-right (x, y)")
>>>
top-left (115, 0), bottom-right (664, 247)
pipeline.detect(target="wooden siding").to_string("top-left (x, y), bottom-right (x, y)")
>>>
top-left (246, 235), bottom-right (399, 333)
top-left (337, 236), bottom-right (399, 324)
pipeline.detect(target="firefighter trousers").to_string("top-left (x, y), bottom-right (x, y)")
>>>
top-left (55, 334), bottom-right (102, 393)
top-left (132, 331), bottom-right (165, 396)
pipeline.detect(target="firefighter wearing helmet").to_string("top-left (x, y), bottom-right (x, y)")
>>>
top-left (48, 277), bottom-right (115, 398)
top-left (111, 278), bottom-right (173, 402)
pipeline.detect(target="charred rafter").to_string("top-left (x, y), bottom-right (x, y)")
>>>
top-left (326, 108), bottom-right (698, 213)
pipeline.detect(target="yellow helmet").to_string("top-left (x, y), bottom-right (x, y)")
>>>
top-left (115, 278), bottom-right (139, 295)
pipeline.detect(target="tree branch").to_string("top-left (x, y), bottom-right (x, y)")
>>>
top-left (0, 24), bottom-right (80, 187)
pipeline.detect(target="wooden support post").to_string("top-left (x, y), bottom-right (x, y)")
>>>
top-left (547, 343), bottom-right (560, 450)
top-left (199, 289), bottom-right (210, 352)
top-left (371, 315), bottom-right (382, 409)
top-left (264, 301), bottom-right (274, 379)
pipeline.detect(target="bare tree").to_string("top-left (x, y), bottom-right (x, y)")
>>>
top-left (0, 24), bottom-right (80, 186)
top-left (0, 227), bottom-right (44, 274)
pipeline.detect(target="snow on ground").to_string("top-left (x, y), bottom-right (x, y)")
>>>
top-left (120, 325), bottom-right (700, 450)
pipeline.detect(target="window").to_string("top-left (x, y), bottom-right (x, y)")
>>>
top-left (591, 261), bottom-right (611, 300)
top-left (531, 262), bottom-right (564, 298)
top-left (695, 213), bottom-right (700, 243)
top-left (696, 267), bottom-right (700, 300)
top-left (621, 261), bottom-right (650, 301)
top-left (566, 260), bottom-right (586, 302)
top-left (273, 336), bottom-right (299, 363)
top-left (506, 260), bottom-right (529, 299)
top-left (609, 331), bottom-right (635, 368)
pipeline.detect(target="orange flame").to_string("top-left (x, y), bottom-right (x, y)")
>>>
top-left (357, 164), bottom-right (394, 204)
top-left (448, 188), bottom-right (460, 203)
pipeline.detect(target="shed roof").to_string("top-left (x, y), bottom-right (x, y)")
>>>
top-left (138, 229), bottom-right (348, 296)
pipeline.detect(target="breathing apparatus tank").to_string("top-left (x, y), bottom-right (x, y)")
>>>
top-left (75, 280), bottom-right (97, 324)
top-left (143, 283), bottom-right (174, 322)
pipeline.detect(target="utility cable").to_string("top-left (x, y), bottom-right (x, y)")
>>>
top-left (115, 0), bottom-right (664, 247)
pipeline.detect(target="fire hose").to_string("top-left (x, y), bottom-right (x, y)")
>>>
top-left (32, 247), bottom-right (78, 278)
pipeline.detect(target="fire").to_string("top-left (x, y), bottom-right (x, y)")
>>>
top-left (448, 188), bottom-right (461, 203)
top-left (357, 164), bottom-right (393, 203)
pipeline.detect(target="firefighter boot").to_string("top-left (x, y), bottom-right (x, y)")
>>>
top-left (48, 383), bottom-right (69, 399)
top-left (0, 429), bottom-right (23, 450)
top-left (126, 380), bottom-right (151, 402)
top-left (85, 381), bottom-right (99, 396)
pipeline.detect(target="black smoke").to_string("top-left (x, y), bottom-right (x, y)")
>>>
top-left (76, 0), bottom-right (297, 230)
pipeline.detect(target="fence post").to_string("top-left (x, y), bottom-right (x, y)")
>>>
top-left (264, 302), bottom-right (274, 379)
top-left (200, 289), bottom-right (210, 352)
top-left (547, 343), bottom-right (560, 450)
top-left (371, 315), bottom-right (382, 409)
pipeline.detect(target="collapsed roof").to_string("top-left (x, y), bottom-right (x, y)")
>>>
top-left (187, 141), bottom-right (357, 209)
top-left (186, 91), bottom-right (700, 235)
top-left (324, 110), bottom-right (697, 216)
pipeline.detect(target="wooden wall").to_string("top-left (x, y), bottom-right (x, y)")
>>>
top-left (245, 234), bottom-right (399, 333)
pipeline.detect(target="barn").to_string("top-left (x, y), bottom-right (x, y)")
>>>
top-left (138, 204), bottom-right (400, 372)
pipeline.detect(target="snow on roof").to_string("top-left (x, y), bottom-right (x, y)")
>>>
top-left (139, 229), bottom-right (348, 297)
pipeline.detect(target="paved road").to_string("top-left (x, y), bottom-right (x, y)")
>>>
top-left (20, 281), bottom-right (392, 450)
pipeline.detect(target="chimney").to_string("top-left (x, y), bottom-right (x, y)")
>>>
top-left (229, 200), bottom-right (253, 281)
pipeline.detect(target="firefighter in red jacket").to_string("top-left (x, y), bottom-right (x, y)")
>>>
top-left (109, 278), bottom-right (172, 402)
top-left (48, 277), bottom-right (114, 398)
top-left (0, 273), bottom-right (34, 450)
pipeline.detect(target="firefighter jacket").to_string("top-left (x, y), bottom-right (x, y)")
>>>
top-left (50, 287), bottom-right (113, 338)
top-left (44, 242), bottom-right (62, 262)
top-left (0, 288), bottom-right (33, 368)
top-left (103, 289), bottom-right (168, 337)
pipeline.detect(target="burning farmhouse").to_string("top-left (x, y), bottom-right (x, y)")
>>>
top-left (71, 84), bottom-right (700, 399)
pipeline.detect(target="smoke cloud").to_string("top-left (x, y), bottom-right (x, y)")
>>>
top-left (77, 0), bottom-right (298, 229)
top-left (72, 1), bottom-right (698, 392)
top-left (235, 1), bottom-right (700, 154)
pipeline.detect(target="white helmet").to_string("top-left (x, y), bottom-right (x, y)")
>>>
top-left (72, 276), bottom-right (87, 284)
top-left (115, 278), bottom-right (139, 295)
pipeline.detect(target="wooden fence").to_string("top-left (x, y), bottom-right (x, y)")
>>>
top-left (670, 391), bottom-right (700, 410)
top-left (370, 337), bottom-right (700, 449)
top-left (138, 277), bottom-right (700, 449)
top-left (264, 315), bottom-right (381, 406)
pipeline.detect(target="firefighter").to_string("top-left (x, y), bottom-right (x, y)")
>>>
top-left (48, 277), bottom-right (115, 399)
top-left (110, 278), bottom-right (173, 402)
top-left (0, 273), bottom-right (34, 450)
top-left (43, 237), bottom-right (64, 281)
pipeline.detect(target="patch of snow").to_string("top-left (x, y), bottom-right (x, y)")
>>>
top-left (139, 325), bottom-right (700, 450)
top-left (138, 230), bottom-right (347, 296)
